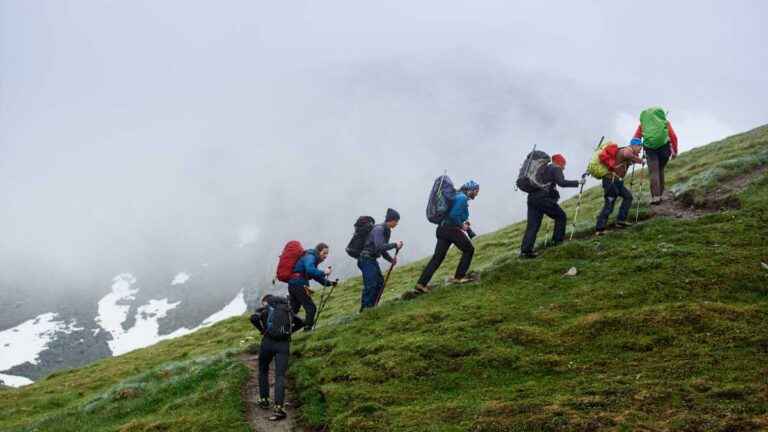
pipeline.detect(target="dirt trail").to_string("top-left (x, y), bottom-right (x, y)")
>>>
top-left (242, 354), bottom-right (299, 432)
top-left (650, 165), bottom-right (767, 219)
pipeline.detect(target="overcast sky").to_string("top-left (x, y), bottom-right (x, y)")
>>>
top-left (1, 1), bottom-right (766, 294)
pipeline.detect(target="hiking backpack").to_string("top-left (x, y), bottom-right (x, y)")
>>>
top-left (426, 174), bottom-right (457, 224)
top-left (516, 150), bottom-right (551, 193)
top-left (265, 297), bottom-right (293, 340)
top-left (275, 240), bottom-right (305, 283)
top-left (346, 216), bottom-right (375, 258)
top-left (639, 107), bottom-right (669, 149)
top-left (586, 140), bottom-right (619, 179)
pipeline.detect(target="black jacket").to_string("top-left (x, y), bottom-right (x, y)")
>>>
top-left (530, 164), bottom-right (579, 201)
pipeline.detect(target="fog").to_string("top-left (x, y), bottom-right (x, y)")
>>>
top-left (1, 1), bottom-right (766, 305)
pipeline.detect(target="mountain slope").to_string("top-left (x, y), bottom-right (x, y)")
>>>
top-left (1, 125), bottom-right (766, 432)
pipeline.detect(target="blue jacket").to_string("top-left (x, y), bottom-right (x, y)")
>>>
top-left (360, 224), bottom-right (397, 263)
top-left (289, 250), bottom-right (330, 287)
top-left (444, 192), bottom-right (469, 227)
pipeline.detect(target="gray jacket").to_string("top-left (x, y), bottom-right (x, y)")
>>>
top-left (360, 224), bottom-right (397, 263)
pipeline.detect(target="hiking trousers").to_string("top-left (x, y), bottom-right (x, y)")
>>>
top-left (520, 194), bottom-right (567, 254)
top-left (645, 144), bottom-right (671, 198)
top-left (358, 257), bottom-right (384, 310)
top-left (417, 225), bottom-right (474, 286)
top-left (288, 283), bottom-right (316, 330)
top-left (258, 336), bottom-right (290, 406)
top-left (596, 177), bottom-right (633, 230)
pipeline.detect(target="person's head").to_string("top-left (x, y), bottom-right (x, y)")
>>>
top-left (261, 294), bottom-right (275, 306)
top-left (630, 137), bottom-right (642, 147)
top-left (315, 242), bottom-right (329, 262)
top-left (461, 180), bottom-right (480, 199)
top-left (551, 154), bottom-right (566, 169)
top-left (385, 208), bottom-right (400, 229)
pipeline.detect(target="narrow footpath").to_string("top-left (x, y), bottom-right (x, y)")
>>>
top-left (242, 354), bottom-right (299, 432)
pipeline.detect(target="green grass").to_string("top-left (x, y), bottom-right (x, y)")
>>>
top-left (1, 125), bottom-right (766, 432)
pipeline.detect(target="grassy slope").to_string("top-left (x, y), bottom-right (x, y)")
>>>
top-left (1, 125), bottom-right (766, 432)
top-left (290, 125), bottom-right (768, 431)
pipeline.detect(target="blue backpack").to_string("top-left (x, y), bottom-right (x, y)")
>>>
top-left (426, 174), bottom-right (457, 224)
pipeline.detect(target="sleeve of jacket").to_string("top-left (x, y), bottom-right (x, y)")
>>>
top-left (372, 226), bottom-right (397, 256)
top-left (667, 122), bottom-right (678, 154)
top-left (251, 307), bottom-right (267, 334)
top-left (633, 124), bottom-right (643, 140)
top-left (552, 166), bottom-right (579, 188)
top-left (304, 255), bottom-right (330, 286)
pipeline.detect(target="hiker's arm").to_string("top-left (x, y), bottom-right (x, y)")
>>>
top-left (304, 256), bottom-right (326, 280)
top-left (251, 308), bottom-right (267, 334)
top-left (448, 194), bottom-right (469, 225)
top-left (633, 124), bottom-right (643, 140)
top-left (553, 167), bottom-right (579, 188)
top-left (668, 122), bottom-right (678, 155)
top-left (381, 250), bottom-right (394, 264)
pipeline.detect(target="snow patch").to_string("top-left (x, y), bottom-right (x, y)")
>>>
top-left (0, 312), bottom-right (82, 374)
top-left (201, 290), bottom-right (247, 326)
top-left (171, 272), bottom-right (190, 285)
top-left (0, 373), bottom-right (34, 388)
top-left (108, 298), bottom-right (182, 356)
top-left (95, 273), bottom-right (138, 344)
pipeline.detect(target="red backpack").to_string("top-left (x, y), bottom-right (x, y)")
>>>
top-left (275, 241), bottom-right (305, 283)
top-left (598, 143), bottom-right (619, 172)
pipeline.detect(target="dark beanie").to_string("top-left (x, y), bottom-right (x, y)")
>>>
top-left (385, 208), bottom-right (400, 222)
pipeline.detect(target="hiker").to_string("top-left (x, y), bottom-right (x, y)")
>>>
top-left (251, 295), bottom-right (305, 421)
top-left (520, 154), bottom-right (584, 258)
top-left (595, 144), bottom-right (644, 235)
top-left (287, 243), bottom-right (335, 331)
top-left (632, 107), bottom-right (679, 204)
top-left (359, 208), bottom-right (404, 311)
top-left (416, 180), bottom-right (480, 292)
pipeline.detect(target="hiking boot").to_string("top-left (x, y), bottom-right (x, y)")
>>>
top-left (650, 196), bottom-right (662, 205)
top-left (595, 230), bottom-right (606, 236)
top-left (269, 406), bottom-right (287, 421)
top-left (414, 284), bottom-right (432, 294)
top-left (447, 276), bottom-right (473, 285)
top-left (256, 397), bottom-right (271, 409)
top-left (616, 220), bottom-right (633, 228)
top-left (519, 251), bottom-right (538, 259)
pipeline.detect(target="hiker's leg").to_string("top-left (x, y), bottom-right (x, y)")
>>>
top-left (617, 180), bottom-right (633, 221)
top-left (520, 199), bottom-right (544, 253)
top-left (359, 258), bottom-right (380, 310)
top-left (542, 201), bottom-right (567, 244)
top-left (258, 340), bottom-right (275, 400)
top-left (448, 228), bottom-right (475, 278)
top-left (646, 148), bottom-right (662, 198)
top-left (417, 227), bottom-right (452, 286)
top-left (374, 263), bottom-right (385, 303)
top-left (273, 342), bottom-right (290, 406)
top-left (596, 178), bottom-right (618, 230)
top-left (657, 144), bottom-right (671, 195)
top-left (288, 284), bottom-right (301, 315)
top-left (290, 285), bottom-right (316, 329)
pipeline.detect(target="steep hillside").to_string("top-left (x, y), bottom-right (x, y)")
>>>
top-left (1, 125), bottom-right (766, 432)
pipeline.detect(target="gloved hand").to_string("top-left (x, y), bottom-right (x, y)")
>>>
top-left (329, 279), bottom-right (339, 287)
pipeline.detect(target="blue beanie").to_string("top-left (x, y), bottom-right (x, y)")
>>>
top-left (385, 208), bottom-right (400, 222)
top-left (630, 138), bottom-right (642, 146)
top-left (462, 180), bottom-right (480, 191)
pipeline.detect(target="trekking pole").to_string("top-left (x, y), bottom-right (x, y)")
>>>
top-left (375, 248), bottom-right (400, 306)
top-left (313, 278), bottom-right (339, 328)
top-left (569, 136), bottom-right (604, 240)
top-left (634, 151), bottom-right (646, 223)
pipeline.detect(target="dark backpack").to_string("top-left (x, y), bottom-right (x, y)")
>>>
top-left (265, 297), bottom-right (293, 340)
top-left (426, 174), bottom-right (457, 224)
top-left (516, 150), bottom-right (551, 193)
top-left (346, 216), bottom-right (375, 258)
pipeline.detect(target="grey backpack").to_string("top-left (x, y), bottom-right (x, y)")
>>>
top-left (516, 150), bottom-right (550, 193)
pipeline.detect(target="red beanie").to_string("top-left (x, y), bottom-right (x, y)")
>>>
top-left (552, 154), bottom-right (566, 166)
